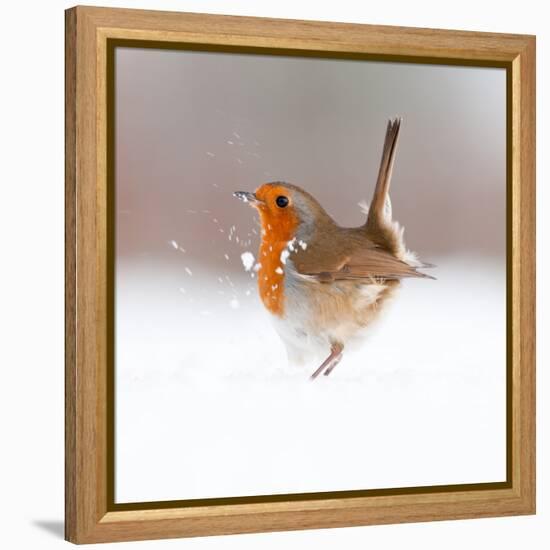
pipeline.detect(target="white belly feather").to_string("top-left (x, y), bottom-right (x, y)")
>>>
top-left (269, 261), bottom-right (396, 365)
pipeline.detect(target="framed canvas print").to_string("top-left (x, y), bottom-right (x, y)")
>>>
top-left (65, 6), bottom-right (536, 544)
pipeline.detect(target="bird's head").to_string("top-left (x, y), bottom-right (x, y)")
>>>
top-left (233, 181), bottom-right (332, 243)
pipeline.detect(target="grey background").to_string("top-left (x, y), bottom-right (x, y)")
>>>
top-left (115, 48), bottom-right (506, 266)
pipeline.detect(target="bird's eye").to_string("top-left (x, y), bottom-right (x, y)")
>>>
top-left (276, 195), bottom-right (289, 208)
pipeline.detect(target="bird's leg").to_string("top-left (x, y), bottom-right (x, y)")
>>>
top-left (310, 343), bottom-right (344, 380)
top-left (323, 353), bottom-right (343, 377)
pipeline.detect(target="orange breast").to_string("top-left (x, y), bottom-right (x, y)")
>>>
top-left (257, 239), bottom-right (287, 316)
top-left (254, 183), bottom-right (300, 317)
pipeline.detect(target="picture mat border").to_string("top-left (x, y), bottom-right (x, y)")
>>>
top-left (106, 36), bottom-right (511, 508)
top-left (65, 5), bottom-right (535, 544)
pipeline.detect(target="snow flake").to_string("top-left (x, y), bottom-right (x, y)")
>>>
top-left (240, 252), bottom-right (255, 271)
top-left (184, 267), bottom-right (193, 276)
top-left (275, 266), bottom-right (284, 275)
top-left (280, 249), bottom-right (290, 265)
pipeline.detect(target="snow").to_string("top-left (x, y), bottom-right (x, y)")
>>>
top-left (229, 298), bottom-right (240, 309)
top-left (184, 267), bottom-right (192, 276)
top-left (240, 252), bottom-right (255, 271)
top-left (115, 256), bottom-right (506, 503)
top-left (170, 240), bottom-right (178, 249)
top-left (280, 249), bottom-right (290, 264)
top-left (275, 266), bottom-right (284, 275)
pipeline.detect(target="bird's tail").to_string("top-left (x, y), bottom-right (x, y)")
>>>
top-left (364, 118), bottom-right (435, 273)
top-left (365, 117), bottom-right (401, 237)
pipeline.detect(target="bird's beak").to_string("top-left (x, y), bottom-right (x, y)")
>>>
top-left (233, 191), bottom-right (262, 206)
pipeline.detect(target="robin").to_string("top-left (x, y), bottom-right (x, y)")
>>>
top-left (234, 118), bottom-right (434, 380)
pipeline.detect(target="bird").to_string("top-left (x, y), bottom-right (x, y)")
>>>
top-left (234, 118), bottom-right (434, 380)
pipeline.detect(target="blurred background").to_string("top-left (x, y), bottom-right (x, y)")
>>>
top-left (115, 47), bottom-right (507, 503)
top-left (116, 48), bottom-right (505, 263)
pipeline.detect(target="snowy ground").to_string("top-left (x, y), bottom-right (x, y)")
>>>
top-left (115, 255), bottom-right (506, 503)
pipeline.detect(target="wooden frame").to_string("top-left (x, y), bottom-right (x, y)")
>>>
top-left (65, 5), bottom-right (536, 544)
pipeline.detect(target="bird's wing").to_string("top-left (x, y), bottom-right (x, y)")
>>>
top-left (293, 244), bottom-right (434, 282)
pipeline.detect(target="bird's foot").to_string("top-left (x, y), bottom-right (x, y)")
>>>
top-left (310, 343), bottom-right (344, 380)
top-left (323, 354), bottom-right (343, 377)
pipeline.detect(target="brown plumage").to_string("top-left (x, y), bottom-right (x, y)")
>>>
top-left (234, 118), bottom-right (434, 379)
